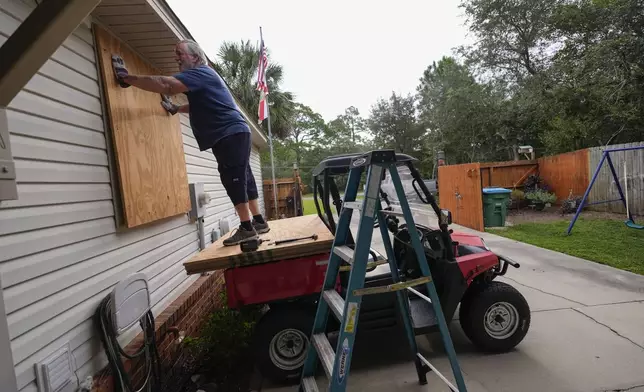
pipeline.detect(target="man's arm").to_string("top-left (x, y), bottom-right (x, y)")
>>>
top-left (121, 74), bottom-right (188, 95)
top-left (161, 98), bottom-right (189, 115)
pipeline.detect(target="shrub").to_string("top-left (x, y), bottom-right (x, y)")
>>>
top-left (560, 191), bottom-right (584, 214)
top-left (526, 189), bottom-right (557, 205)
top-left (182, 292), bottom-right (264, 389)
top-left (511, 189), bottom-right (525, 201)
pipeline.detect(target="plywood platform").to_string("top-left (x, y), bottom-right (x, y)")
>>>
top-left (183, 215), bottom-right (334, 275)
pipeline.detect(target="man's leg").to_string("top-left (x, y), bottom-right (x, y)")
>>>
top-left (249, 198), bottom-right (262, 216)
top-left (245, 162), bottom-right (269, 233)
top-left (212, 133), bottom-right (257, 246)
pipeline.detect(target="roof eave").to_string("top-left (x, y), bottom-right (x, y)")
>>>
top-left (90, 0), bottom-right (269, 149)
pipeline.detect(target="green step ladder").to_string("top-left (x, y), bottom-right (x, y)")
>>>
top-left (298, 150), bottom-right (468, 392)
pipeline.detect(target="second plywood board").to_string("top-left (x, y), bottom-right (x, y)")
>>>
top-left (183, 215), bottom-right (334, 274)
top-left (94, 25), bottom-right (190, 228)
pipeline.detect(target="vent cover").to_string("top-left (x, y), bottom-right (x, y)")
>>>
top-left (35, 343), bottom-right (74, 392)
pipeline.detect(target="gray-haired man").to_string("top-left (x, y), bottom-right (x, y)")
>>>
top-left (114, 40), bottom-right (269, 246)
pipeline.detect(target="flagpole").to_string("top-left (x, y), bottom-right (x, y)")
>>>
top-left (260, 26), bottom-right (279, 220)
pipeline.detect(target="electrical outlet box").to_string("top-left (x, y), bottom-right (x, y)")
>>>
top-left (35, 343), bottom-right (74, 392)
top-left (189, 183), bottom-right (209, 220)
top-left (220, 217), bottom-right (231, 234)
top-left (111, 273), bottom-right (150, 335)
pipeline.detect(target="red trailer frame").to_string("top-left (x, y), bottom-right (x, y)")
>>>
top-left (224, 252), bottom-right (339, 309)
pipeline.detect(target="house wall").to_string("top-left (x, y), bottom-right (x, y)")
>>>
top-left (0, 1), bottom-right (264, 391)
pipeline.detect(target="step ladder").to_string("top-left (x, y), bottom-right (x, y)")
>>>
top-left (299, 150), bottom-right (468, 392)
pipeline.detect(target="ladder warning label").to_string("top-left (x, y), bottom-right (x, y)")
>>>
top-left (344, 302), bottom-right (358, 333)
top-left (338, 338), bottom-right (349, 384)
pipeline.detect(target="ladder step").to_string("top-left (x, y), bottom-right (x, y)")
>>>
top-left (301, 376), bottom-right (319, 392)
top-left (407, 287), bottom-right (432, 303)
top-left (352, 276), bottom-right (432, 296)
top-left (381, 206), bottom-right (431, 217)
top-left (343, 201), bottom-right (362, 210)
top-left (339, 258), bottom-right (388, 272)
top-left (312, 333), bottom-right (335, 379)
top-left (381, 209), bottom-right (405, 217)
top-left (323, 289), bottom-right (344, 320)
top-left (333, 245), bottom-right (354, 263)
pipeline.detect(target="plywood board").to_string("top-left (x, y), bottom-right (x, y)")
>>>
top-left (183, 215), bottom-right (334, 274)
top-left (93, 25), bottom-right (190, 228)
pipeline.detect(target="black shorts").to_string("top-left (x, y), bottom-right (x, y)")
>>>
top-left (212, 132), bottom-right (259, 206)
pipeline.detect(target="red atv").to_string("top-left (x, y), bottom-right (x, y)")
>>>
top-left (226, 153), bottom-right (531, 385)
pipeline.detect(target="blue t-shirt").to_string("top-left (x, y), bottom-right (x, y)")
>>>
top-left (173, 65), bottom-right (250, 151)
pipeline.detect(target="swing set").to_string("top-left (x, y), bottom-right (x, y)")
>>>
top-left (566, 145), bottom-right (644, 235)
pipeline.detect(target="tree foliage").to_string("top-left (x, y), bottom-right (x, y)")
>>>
top-left (226, 0), bottom-right (644, 190)
top-left (434, 0), bottom-right (644, 159)
top-left (285, 103), bottom-right (326, 167)
top-left (368, 92), bottom-right (424, 154)
top-left (214, 40), bottom-right (295, 138)
top-left (458, 0), bottom-right (562, 83)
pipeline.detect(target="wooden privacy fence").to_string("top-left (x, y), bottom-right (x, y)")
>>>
top-left (587, 142), bottom-right (644, 215)
top-left (480, 160), bottom-right (539, 189)
top-left (439, 160), bottom-right (541, 231)
top-left (538, 149), bottom-right (590, 201)
top-left (262, 167), bottom-right (305, 221)
top-left (438, 163), bottom-right (485, 231)
top-left (438, 148), bottom-right (592, 231)
top-left (438, 142), bottom-right (644, 231)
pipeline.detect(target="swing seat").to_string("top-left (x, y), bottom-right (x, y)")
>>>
top-left (625, 219), bottom-right (644, 229)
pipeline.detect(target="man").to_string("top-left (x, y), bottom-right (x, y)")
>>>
top-left (113, 39), bottom-right (269, 246)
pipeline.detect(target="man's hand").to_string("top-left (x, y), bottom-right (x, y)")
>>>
top-left (111, 54), bottom-right (130, 88)
top-left (161, 94), bottom-right (179, 115)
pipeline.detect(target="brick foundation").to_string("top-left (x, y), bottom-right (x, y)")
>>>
top-left (92, 271), bottom-right (226, 392)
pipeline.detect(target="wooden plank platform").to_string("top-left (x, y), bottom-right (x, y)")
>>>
top-left (183, 215), bottom-right (334, 275)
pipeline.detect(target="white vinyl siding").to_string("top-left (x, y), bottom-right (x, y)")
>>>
top-left (0, 1), bottom-right (264, 391)
top-left (250, 147), bottom-right (265, 216)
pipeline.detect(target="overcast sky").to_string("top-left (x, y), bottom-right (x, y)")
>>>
top-left (166, 1), bottom-right (473, 122)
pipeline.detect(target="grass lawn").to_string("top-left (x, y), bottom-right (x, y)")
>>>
top-left (488, 218), bottom-right (644, 275)
top-left (302, 198), bottom-right (317, 215)
top-left (301, 195), bottom-right (363, 216)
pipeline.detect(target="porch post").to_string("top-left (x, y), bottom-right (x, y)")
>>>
top-left (0, 0), bottom-right (102, 106)
top-left (0, 274), bottom-right (17, 392)
top-left (0, 108), bottom-right (16, 201)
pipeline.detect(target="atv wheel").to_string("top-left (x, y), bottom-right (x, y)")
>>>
top-left (252, 306), bottom-right (315, 385)
top-left (459, 281), bottom-right (530, 353)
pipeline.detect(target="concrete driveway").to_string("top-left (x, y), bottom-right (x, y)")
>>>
top-left (263, 212), bottom-right (644, 392)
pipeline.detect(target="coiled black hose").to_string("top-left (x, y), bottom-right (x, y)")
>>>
top-left (94, 294), bottom-right (162, 392)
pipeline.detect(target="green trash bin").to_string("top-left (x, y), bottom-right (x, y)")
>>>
top-left (482, 187), bottom-right (512, 227)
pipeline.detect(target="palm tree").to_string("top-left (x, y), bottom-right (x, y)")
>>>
top-left (213, 40), bottom-right (295, 139)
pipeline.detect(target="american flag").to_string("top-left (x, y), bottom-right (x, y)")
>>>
top-left (256, 37), bottom-right (269, 124)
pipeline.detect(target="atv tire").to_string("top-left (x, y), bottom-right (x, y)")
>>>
top-left (459, 281), bottom-right (530, 353)
top-left (252, 306), bottom-right (315, 385)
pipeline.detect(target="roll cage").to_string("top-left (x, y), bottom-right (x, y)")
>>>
top-left (310, 151), bottom-right (455, 261)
